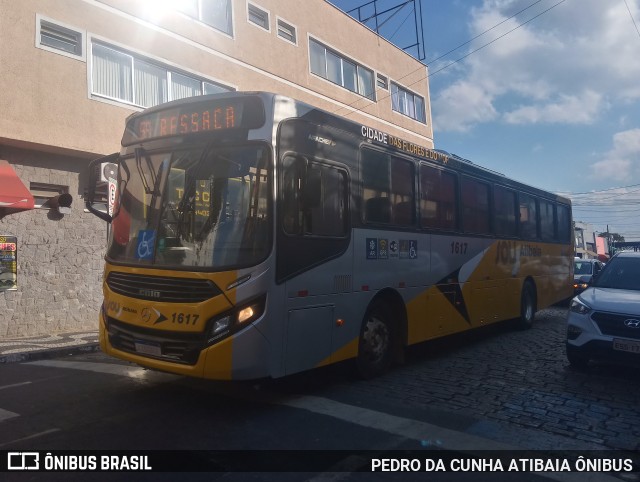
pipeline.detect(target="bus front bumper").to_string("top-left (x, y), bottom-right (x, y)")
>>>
top-left (99, 313), bottom-right (271, 380)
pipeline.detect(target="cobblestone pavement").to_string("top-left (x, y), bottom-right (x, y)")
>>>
top-left (277, 306), bottom-right (640, 454)
top-left (354, 306), bottom-right (640, 452)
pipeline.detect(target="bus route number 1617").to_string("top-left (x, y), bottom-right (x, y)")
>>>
top-left (450, 241), bottom-right (468, 255)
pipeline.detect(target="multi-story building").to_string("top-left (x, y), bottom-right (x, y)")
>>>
top-left (574, 221), bottom-right (597, 259)
top-left (0, 0), bottom-right (433, 337)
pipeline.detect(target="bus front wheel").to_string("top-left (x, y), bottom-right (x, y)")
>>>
top-left (517, 281), bottom-right (536, 329)
top-left (356, 300), bottom-right (394, 379)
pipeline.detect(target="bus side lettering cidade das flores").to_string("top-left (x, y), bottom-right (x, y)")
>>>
top-left (86, 91), bottom-right (573, 381)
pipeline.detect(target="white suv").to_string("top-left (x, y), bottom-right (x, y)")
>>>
top-left (566, 251), bottom-right (640, 368)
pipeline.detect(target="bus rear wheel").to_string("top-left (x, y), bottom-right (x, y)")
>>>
top-left (356, 300), bottom-right (394, 379)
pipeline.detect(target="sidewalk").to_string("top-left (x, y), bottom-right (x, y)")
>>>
top-left (0, 331), bottom-right (100, 364)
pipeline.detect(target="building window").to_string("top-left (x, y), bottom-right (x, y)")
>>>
top-left (30, 183), bottom-right (68, 209)
top-left (277, 18), bottom-right (297, 45)
top-left (391, 82), bottom-right (426, 123)
top-left (175, 0), bottom-right (233, 36)
top-left (309, 39), bottom-right (374, 100)
top-left (91, 42), bottom-right (232, 108)
top-left (36, 16), bottom-right (84, 60)
top-left (247, 3), bottom-right (269, 31)
top-left (376, 73), bottom-right (388, 90)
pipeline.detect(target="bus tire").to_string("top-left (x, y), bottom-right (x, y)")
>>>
top-left (356, 300), bottom-right (394, 379)
top-left (517, 281), bottom-right (536, 329)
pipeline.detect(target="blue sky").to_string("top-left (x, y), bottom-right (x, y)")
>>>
top-left (330, 0), bottom-right (640, 240)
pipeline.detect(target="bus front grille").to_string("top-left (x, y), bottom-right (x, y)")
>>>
top-left (106, 272), bottom-right (222, 303)
top-left (106, 318), bottom-right (205, 365)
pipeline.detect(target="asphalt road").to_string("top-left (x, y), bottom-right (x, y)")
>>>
top-left (1, 306), bottom-right (638, 481)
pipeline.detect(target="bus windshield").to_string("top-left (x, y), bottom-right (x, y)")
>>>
top-left (108, 143), bottom-right (271, 269)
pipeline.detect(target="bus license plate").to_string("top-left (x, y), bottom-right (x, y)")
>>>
top-left (134, 340), bottom-right (161, 357)
top-left (613, 338), bottom-right (640, 354)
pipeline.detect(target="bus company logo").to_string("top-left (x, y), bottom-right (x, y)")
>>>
top-left (8, 452), bottom-right (39, 470)
top-left (139, 288), bottom-right (161, 299)
top-left (308, 134), bottom-right (335, 146)
top-left (141, 308), bottom-right (152, 323)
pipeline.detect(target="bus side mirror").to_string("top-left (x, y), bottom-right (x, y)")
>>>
top-left (86, 154), bottom-right (119, 223)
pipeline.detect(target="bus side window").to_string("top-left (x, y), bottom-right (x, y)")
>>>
top-left (519, 193), bottom-right (538, 240)
top-left (365, 197), bottom-right (391, 223)
top-left (390, 156), bottom-right (415, 226)
top-left (361, 149), bottom-right (415, 226)
top-left (282, 156), bottom-right (305, 235)
top-left (419, 164), bottom-right (457, 231)
top-left (556, 204), bottom-right (571, 242)
top-left (361, 148), bottom-right (390, 224)
top-left (493, 185), bottom-right (517, 237)
top-left (461, 177), bottom-right (490, 234)
top-left (539, 199), bottom-right (555, 241)
top-left (282, 156), bottom-right (347, 237)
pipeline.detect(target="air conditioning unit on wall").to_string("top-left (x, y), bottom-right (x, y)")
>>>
top-left (99, 162), bottom-right (117, 183)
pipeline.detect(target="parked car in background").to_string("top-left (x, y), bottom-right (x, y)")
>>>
top-left (566, 251), bottom-right (640, 368)
top-left (573, 258), bottom-right (605, 295)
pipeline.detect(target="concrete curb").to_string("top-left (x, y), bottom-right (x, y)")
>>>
top-left (0, 342), bottom-right (100, 364)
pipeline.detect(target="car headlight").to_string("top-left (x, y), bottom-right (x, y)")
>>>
top-left (570, 298), bottom-right (591, 315)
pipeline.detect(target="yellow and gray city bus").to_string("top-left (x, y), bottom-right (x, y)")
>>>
top-left (86, 91), bottom-right (574, 380)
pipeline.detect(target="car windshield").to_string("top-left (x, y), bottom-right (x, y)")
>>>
top-left (107, 143), bottom-right (271, 269)
top-left (592, 257), bottom-right (640, 291)
top-left (574, 261), bottom-right (593, 275)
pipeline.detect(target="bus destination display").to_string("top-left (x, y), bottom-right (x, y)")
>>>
top-left (122, 96), bottom-right (265, 145)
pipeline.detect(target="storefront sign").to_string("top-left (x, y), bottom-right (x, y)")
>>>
top-left (0, 235), bottom-right (18, 290)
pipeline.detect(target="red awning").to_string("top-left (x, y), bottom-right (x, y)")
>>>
top-left (0, 160), bottom-right (34, 210)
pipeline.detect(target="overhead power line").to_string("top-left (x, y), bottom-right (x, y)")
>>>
top-left (426, 0), bottom-right (566, 79)
top-left (425, 0), bottom-right (545, 66)
top-left (334, 0), bottom-right (567, 118)
top-left (623, 0), bottom-right (640, 40)
top-left (567, 182), bottom-right (640, 195)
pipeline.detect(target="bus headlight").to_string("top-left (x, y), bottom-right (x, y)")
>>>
top-left (208, 316), bottom-right (231, 343)
top-left (206, 295), bottom-right (266, 345)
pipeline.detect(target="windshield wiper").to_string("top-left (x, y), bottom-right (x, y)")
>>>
top-left (135, 147), bottom-right (158, 196)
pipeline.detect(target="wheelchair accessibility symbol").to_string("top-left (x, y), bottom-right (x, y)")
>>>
top-left (136, 230), bottom-right (156, 260)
